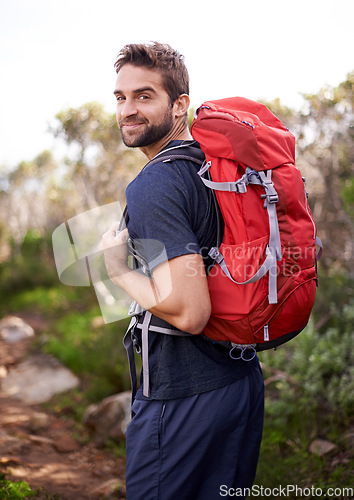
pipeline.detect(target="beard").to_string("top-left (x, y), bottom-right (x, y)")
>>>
top-left (119, 108), bottom-right (174, 148)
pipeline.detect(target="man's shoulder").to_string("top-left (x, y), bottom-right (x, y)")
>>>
top-left (128, 141), bottom-right (204, 194)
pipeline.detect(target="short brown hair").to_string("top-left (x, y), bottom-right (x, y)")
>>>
top-left (114, 42), bottom-right (189, 105)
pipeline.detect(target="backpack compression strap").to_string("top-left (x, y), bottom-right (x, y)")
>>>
top-left (198, 163), bottom-right (282, 304)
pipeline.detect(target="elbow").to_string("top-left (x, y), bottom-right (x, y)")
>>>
top-left (178, 303), bottom-right (211, 335)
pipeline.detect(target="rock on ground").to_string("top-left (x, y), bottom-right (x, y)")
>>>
top-left (0, 315), bottom-right (34, 343)
top-left (84, 391), bottom-right (132, 444)
top-left (309, 438), bottom-right (339, 457)
top-left (1, 353), bottom-right (80, 404)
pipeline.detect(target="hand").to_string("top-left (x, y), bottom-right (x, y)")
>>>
top-left (101, 225), bottom-right (130, 284)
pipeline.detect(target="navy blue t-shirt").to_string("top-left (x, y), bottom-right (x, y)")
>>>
top-left (126, 140), bottom-right (259, 400)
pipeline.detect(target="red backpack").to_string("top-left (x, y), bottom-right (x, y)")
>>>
top-left (190, 97), bottom-right (322, 351)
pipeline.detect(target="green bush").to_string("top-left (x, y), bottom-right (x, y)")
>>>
top-left (255, 281), bottom-right (354, 489)
top-left (0, 473), bottom-right (38, 499)
top-left (0, 230), bottom-right (57, 296)
top-left (260, 299), bottom-right (354, 426)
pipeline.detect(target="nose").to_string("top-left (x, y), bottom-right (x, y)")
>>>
top-left (118, 98), bottom-right (138, 121)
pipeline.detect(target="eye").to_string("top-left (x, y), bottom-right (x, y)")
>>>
top-left (115, 95), bottom-right (125, 102)
top-left (138, 94), bottom-right (150, 100)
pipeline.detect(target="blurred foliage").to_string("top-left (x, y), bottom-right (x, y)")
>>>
top-left (43, 311), bottom-right (132, 400)
top-left (0, 248), bottom-right (132, 402)
top-left (0, 473), bottom-right (39, 499)
top-left (51, 102), bottom-right (144, 209)
top-left (0, 230), bottom-right (57, 294)
top-left (255, 339), bottom-right (353, 489)
top-left (260, 303), bottom-right (353, 427)
top-left (266, 71), bottom-right (354, 273)
top-left (0, 103), bottom-right (144, 249)
top-left (256, 273), bottom-right (353, 489)
top-left (0, 228), bottom-right (131, 403)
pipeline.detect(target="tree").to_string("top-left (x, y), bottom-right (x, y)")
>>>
top-left (0, 103), bottom-right (144, 252)
top-left (0, 150), bottom-right (59, 246)
top-left (52, 102), bottom-right (144, 210)
top-left (266, 73), bottom-right (354, 274)
top-left (296, 71), bottom-right (354, 274)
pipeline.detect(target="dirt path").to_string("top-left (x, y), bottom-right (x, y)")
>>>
top-left (0, 395), bottom-right (127, 499)
top-left (0, 323), bottom-right (127, 499)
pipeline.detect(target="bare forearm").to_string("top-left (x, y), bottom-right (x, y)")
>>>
top-left (102, 227), bottom-right (211, 333)
top-left (111, 261), bottom-right (209, 334)
top-left (110, 265), bottom-right (160, 312)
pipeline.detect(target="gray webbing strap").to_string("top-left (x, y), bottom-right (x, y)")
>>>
top-left (200, 176), bottom-right (248, 193)
top-left (210, 245), bottom-right (275, 286)
top-left (139, 324), bottom-right (191, 336)
top-left (254, 170), bottom-right (282, 303)
top-left (203, 164), bottom-right (282, 305)
top-left (124, 301), bottom-right (191, 399)
top-left (198, 162), bottom-right (248, 193)
top-left (140, 311), bottom-right (152, 397)
top-left (136, 315), bottom-right (191, 398)
top-left (315, 236), bottom-right (323, 261)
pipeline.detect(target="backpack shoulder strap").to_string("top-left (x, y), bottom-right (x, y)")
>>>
top-left (118, 205), bottom-right (129, 231)
top-left (146, 141), bottom-right (205, 168)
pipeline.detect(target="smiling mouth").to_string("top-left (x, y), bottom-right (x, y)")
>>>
top-left (122, 123), bottom-right (144, 129)
top-left (120, 119), bottom-right (147, 129)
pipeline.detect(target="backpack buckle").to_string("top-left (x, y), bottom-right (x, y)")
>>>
top-left (208, 247), bottom-right (220, 260)
top-left (265, 193), bottom-right (279, 204)
top-left (235, 181), bottom-right (247, 193)
top-left (260, 184), bottom-right (279, 204)
top-left (258, 171), bottom-right (279, 204)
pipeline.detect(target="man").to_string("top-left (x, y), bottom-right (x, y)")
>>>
top-left (102, 42), bottom-right (264, 500)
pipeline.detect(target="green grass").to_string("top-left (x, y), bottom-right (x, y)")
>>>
top-left (255, 415), bottom-right (354, 491)
top-left (1, 284), bottom-right (95, 318)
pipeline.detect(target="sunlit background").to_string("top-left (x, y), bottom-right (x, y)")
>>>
top-left (1, 0), bottom-right (353, 166)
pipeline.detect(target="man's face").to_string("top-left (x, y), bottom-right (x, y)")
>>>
top-left (114, 64), bottom-right (174, 148)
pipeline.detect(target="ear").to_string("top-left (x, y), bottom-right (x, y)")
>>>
top-left (174, 94), bottom-right (190, 118)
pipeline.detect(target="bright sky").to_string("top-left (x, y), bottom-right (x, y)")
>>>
top-left (1, 0), bottom-right (353, 167)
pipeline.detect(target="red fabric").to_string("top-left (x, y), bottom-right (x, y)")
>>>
top-left (191, 97), bottom-right (318, 348)
top-left (193, 98), bottom-right (295, 170)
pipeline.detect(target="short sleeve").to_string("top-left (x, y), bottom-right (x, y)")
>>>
top-left (126, 161), bottom-right (201, 271)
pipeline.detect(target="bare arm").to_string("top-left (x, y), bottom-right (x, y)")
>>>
top-left (102, 226), bottom-right (211, 334)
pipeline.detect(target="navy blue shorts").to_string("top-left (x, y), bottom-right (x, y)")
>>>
top-left (125, 365), bottom-right (264, 500)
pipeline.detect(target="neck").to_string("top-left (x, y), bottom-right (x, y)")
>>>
top-left (140, 118), bottom-right (193, 160)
